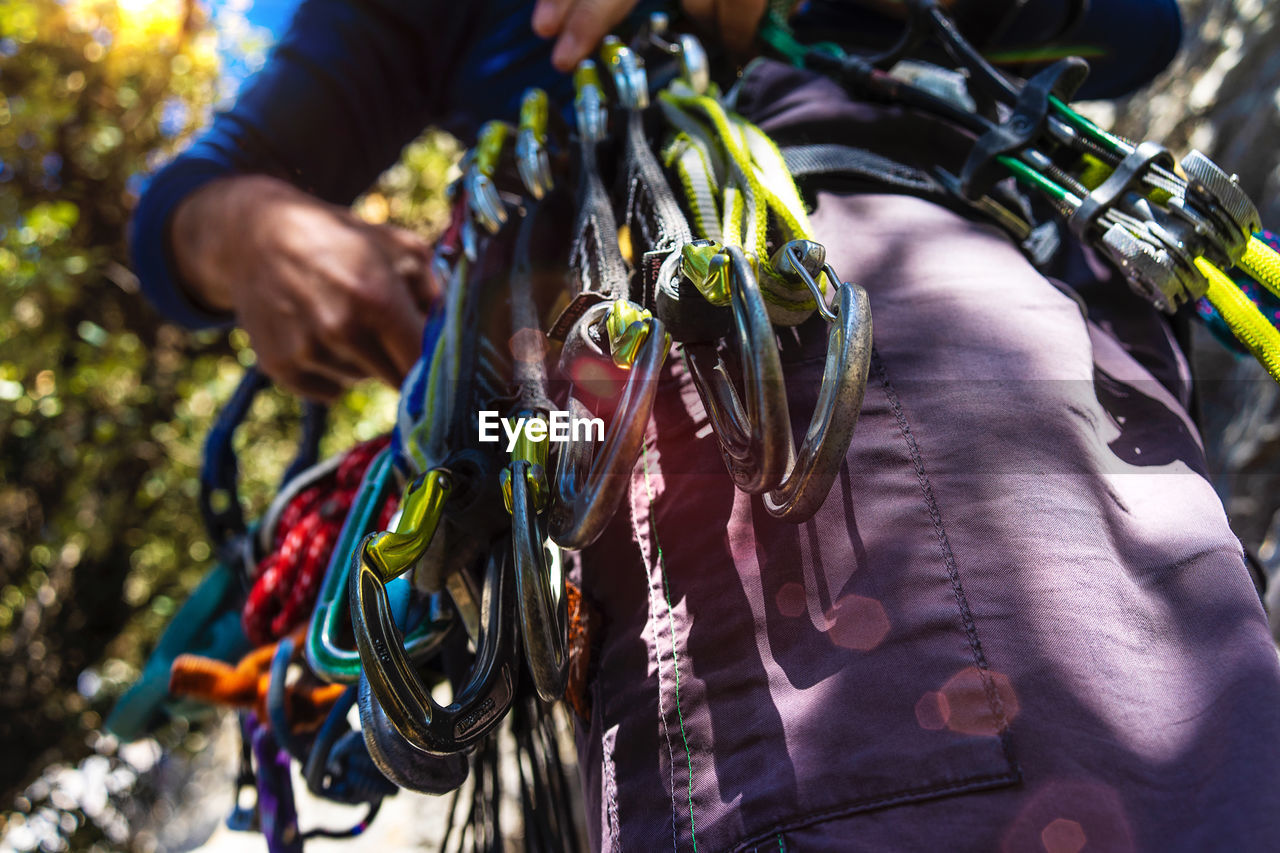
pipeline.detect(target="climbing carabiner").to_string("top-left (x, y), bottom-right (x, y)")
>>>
top-left (200, 367), bottom-right (326, 570)
top-left (551, 300), bottom-right (668, 549)
top-left (574, 60), bottom-right (608, 144)
top-left (509, 457), bottom-right (568, 702)
top-left (306, 447), bottom-right (454, 683)
top-left (464, 120), bottom-right (512, 234)
top-left (502, 200), bottom-right (569, 701)
top-left (646, 13), bottom-right (709, 95)
top-left (303, 685), bottom-right (399, 806)
top-left (681, 243), bottom-right (791, 494)
top-left (765, 247), bottom-right (872, 521)
top-left (352, 534), bottom-right (519, 754)
top-left (357, 671), bottom-right (470, 794)
top-left (601, 36), bottom-right (649, 110)
top-left (515, 88), bottom-right (554, 199)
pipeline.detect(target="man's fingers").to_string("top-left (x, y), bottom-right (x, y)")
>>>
top-left (382, 224), bottom-right (433, 258)
top-left (334, 331), bottom-right (405, 389)
top-left (313, 339), bottom-right (397, 388)
top-left (532, 0), bottom-right (574, 37)
top-left (404, 263), bottom-right (441, 315)
top-left (384, 227), bottom-right (442, 314)
top-left (550, 0), bottom-right (638, 71)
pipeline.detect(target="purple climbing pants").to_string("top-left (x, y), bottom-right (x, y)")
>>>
top-left (573, 60), bottom-right (1280, 852)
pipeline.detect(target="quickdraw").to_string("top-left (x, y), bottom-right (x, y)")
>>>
top-left (504, 194), bottom-right (570, 703)
top-left (549, 59), bottom-right (668, 549)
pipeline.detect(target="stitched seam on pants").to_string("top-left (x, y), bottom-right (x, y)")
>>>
top-left (731, 770), bottom-right (1021, 852)
top-left (872, 349), bottom-right (1019, 769)
top-left (630, 438), bottom-right (682, 852)
top-left (643, 441), bottom-right (699, 851)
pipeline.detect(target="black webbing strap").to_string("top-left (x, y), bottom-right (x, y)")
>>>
top-left (780, 143), bottom-right (947, 199)
top-left (781, 142), bottom-right (1063, 269)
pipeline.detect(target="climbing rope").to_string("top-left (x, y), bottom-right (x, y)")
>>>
top-left (242, 436), bottom-right (395, 645)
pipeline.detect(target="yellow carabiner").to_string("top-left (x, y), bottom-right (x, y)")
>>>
top-left (501, 414), bottom-right (550, 513)
top-left (516, 89), bottom-right (553, 199)
top-left (574, 60), bottom-right (608, 142)
top-left (519, 88), bottom-right (548, 143)
top-left (680, 240), bottom-right (731, 305)
top-left (474, 120), bottom-right (509, 177)
top-left (364, 469), bottom-right (453, 582)
top-left (605, 300), bottom-right (658, 368)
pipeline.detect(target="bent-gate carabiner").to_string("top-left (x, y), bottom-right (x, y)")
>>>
top-left (762, 249), bottom-right (873, 521)
top-left (464, 120), bottom-right (511, 234)
top-left (306, 448), bottom-right (452, 683)
top-left (357, 673), bottom-right (470, 794)
top-left (515, 88), bottom-right (554, 200)
top-left (682, 244), bottom-right (791, 494)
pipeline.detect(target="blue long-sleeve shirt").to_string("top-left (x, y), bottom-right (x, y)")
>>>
top-left (130, 0), bottom-right (1183, 328)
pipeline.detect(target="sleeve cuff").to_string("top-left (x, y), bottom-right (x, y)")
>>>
top-left (129, 155), bottom-right (239, 330)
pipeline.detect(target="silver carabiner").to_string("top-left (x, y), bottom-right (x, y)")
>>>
top-left (463, 121), bottom-right (511, 234)
top-left (761, 243), bottom-right (873, 521)
top-left (551, 300), bottom-right (668, 549)
top-left (510, 459), bottom-right (568, 701)
top-left (601, 36), bottom-right (649, 110)
top-left (647, 13), bottom-right (709, 95)
top-left (683, 244), bottom-right (791, 494)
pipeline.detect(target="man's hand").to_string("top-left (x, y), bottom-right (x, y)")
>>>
top-left (532, 0), bottom-right (768, 72)
top-left (170, 175), bottom-right (438, 401)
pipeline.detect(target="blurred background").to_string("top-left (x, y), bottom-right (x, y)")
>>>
top-left (0, 0), bottom-right (1277, 850)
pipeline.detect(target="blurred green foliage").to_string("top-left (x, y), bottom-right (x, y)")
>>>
top-left (0, 0), bottom-right (459, 814)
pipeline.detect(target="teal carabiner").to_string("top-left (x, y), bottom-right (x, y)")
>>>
top-left (305, 447), bottom-right (453, 683)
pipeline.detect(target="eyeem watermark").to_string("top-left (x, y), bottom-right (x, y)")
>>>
top-left (477, 411), bottom-right (604, 452)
